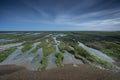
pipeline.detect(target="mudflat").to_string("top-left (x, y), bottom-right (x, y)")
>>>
top-left (0, 64), bottom-right (119, 80)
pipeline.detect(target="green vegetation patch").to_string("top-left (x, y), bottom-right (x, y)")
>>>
top-left (103, 41), bottom-right (120, 58)
top-left (58, 42), bottom-right (66, 53)
top-left (86, 41), bottom-right (120, 58)
top-left (43, 42), bottom-right (56, 56)
top-left (58, 42), bottom-right (74, 52)
top-left (21, 41), bottom-right (33, 52)
top-left (38, 57), bottom-right (47, 71)
top-left (64, 44), bottom-right (75, 54)
top-left (55, 52), bottom-right (64, 67)
top-left (39, 38), bottom-right (56, 56)
top-left (0, 47), bottom-right (16, 62)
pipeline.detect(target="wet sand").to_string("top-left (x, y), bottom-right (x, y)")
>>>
top-left (0, 43), bottom-right (22, 51)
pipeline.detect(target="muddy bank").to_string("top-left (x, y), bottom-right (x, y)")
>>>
top-left (0, 64), bottom-right (26, 76)
top-left (0, 64), bottom-right (119, 80)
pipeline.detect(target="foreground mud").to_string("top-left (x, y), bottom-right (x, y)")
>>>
top-left (0, 64), bottom-right (120, 80)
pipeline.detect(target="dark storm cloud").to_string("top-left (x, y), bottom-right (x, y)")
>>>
top-left (0, 0), bottom-right (120, 31)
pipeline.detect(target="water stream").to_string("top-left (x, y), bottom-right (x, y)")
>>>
top-left (78, 42), bottom-right (115, 63)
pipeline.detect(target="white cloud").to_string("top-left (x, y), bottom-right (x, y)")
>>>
top-left (47, 14), bottom-right (120, 30)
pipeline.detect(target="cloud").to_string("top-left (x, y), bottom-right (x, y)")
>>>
top-left (0, 0), bottom-right (120, 31)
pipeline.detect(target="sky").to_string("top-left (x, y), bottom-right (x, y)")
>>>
top-left (0, 0), bottom-right (120, 31)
